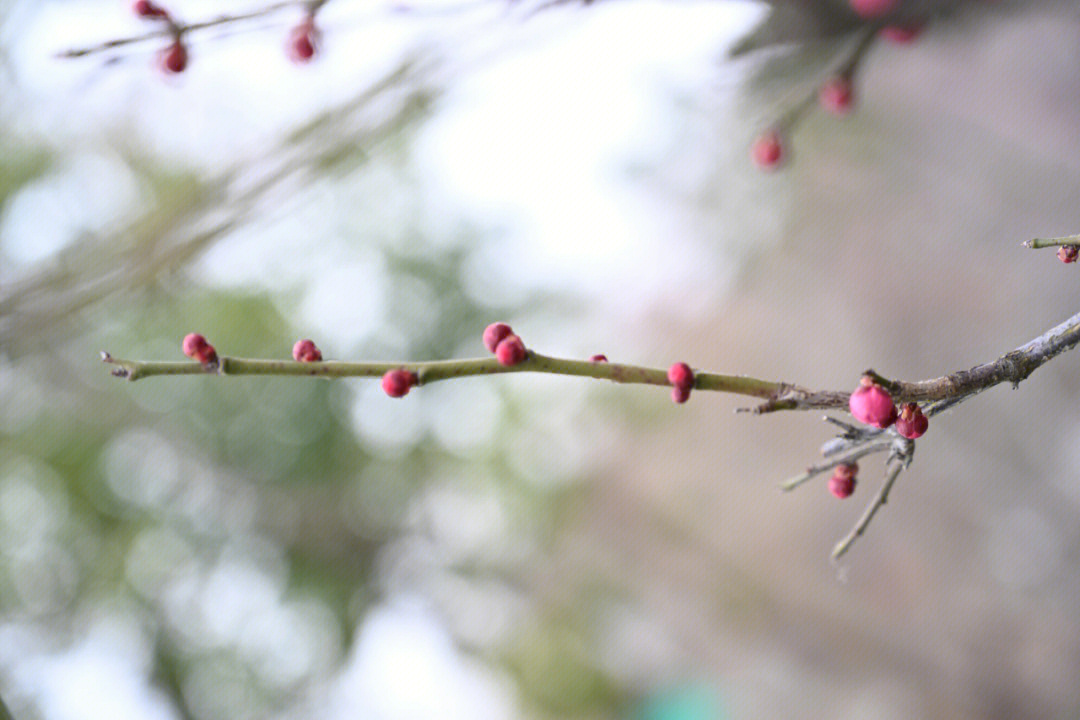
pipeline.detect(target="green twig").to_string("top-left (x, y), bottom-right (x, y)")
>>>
top-left (1023, 235), bottom-right (1080, 249)
top-left (101, 350), bottom-right (784, 399)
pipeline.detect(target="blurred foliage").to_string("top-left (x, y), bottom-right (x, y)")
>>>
top-left (0, 32), bottom-right (607, 719)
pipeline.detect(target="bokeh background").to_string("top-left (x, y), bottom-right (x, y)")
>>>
top-left (2, 1), bottom-right (1080, 718)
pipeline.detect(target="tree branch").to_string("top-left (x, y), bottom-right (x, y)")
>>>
top-left (102, 308), bottom-right (1080, 413)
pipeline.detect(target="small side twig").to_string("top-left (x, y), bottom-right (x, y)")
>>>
top-left (1023, 234), bottom-right (1080, 249)
top-left (831, 454), bottom-right (907, 560)
top-left (780, 436), bottom-right (892, 491)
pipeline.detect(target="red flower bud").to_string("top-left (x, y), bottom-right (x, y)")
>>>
top-left (819, 77), bottom-right (854, 116)
top-left (667, 362), bottom-right (694, 390)
top-left (848, 0), bottom-right (898, 19)
top-left (751, 130), bottom-right (785, 171)
top-left (895, 403), bottom-right (929, 439)
top-left (494, 335), bottom-right (527, 366)
top-left (381, 368), bottom-right (417, 398)
top-left (829, 464), bottom-right (858, 499)
top-left (159, 41), bottom-right (188, 74)
top-left (133, 0), bottom-right (169, 18)
top-left (292, 339), bottom-right (323, 362)
top-left (880, 22), bottom-right (925, 43)
top-left (182, 333), bottom-right (217, 365)
top-left (483, 322), bottom-right (514, 354)
top-left (287, 20), bottom-right (319, 63)
top-left (849, 375), bottom-right (897, 428)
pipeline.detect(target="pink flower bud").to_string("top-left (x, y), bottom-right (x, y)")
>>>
top-left (159, 41), bottom-right (187, 74)
top-left (495, 335), bottom-right (527, 366)
top-left (880, 22), bottom-right (925, 43)
top-left (848, 0), bottom-right (898, 19)
top-left (829, 465), bottom-right (858, 499)
top-left (182, 333), bottom-right (217, 365)
top-left (287, 19), bottom-right (319, 63)
top-left (589, 354), bottom-right (608, 362)
top-left (751, 130), bottom-right (785, 171)
top-left (895, 403), bottom-right (929, 439)
top-left (849, 375), bottom-right (897, 428)
top-left (133, 0), bottom-right (169, 18)
top-left (667, 362), bottom-right (694, 390)
top-left (819, 77), bottom-right (854, 116)
top-left (292, 339), bottom-right (323, 362)
top-left (1058, 246), bottom-right (1078, 264)
top-left (483, 322), bottom-right (514, 354)
top-left (381, 368), bottom-right (417, 398)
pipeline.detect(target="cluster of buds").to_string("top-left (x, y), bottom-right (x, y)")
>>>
top-left (483, 322), bottom-right (528, 366)
top-left (751, 0), bottom-right (926, 171)
top-left (667, 362), bottom-right (695, 404)
top-left (131, 1), bottom-right (323, 76)
top-left (848, 374), bottom-right (928, 439)
top-left (132, 1), bottom-right (187, 74)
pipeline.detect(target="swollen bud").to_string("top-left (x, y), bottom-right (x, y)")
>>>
top-left (667, 362), bottom-right (694, 390)
top-left (292, 339), bottom-right (323, 362)
top-left (848, 0), bottom-right (898, 19)
top-left (751, 130), bottom-right (785, 171)
top-left (381, 368), bottom-right (417, 398)
top-left (1058, 245), bottom-right (1078, 264)
top-left (819, 77), bottom-right (854, 116)
top-left (828, 463), bottom-right (858, 499)
top-left (182, 333), bottom-right (217, 365)
top-left (133, 0), bottom-right (169, 18)
top-left (287, 19), bottom-right (319, 63)
top-left (483, 322), bottom-right (514, 354)
top-left (671, 385), bottom-right (691, 404)
top-left (159, 41), bottom-right (188, 74)
top-left (880, 23), bottom-right (924, 43)
top-left (495, 335), bottom-right (527, 366)
top-left (667, 362), bottom-right (694, 404)
top-left (895, 403), bottom-right (928, 439)
top-left (849, 375), bottom-right (897, 428)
